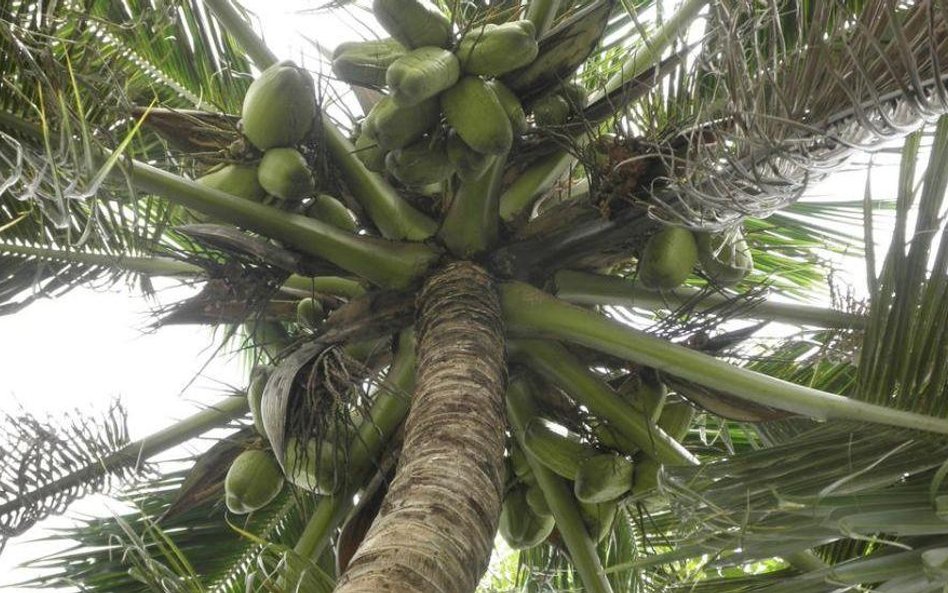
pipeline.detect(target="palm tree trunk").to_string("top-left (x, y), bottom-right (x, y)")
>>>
top-left (333, 262), bottom-right (507, 593)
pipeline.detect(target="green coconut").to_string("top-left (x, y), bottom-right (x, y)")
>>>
top-left (573, 453), bottom-right (634, 504)
top-left (499, 485), bottom-right (555, 549)
top-left (241, 60), bottom-right (316, 150)
top-left (296, 297), bottom-right (324, 328)
top-left (225, 449), bottom-right (285, 514)
top-left (696, 227), bottom-right (754, 286)
top-left (305, 194), bottom-right (359, 232)
top-left (257, 148), bottom-right (315, 200)
top-left (638, 226), bottom-right (698, 290)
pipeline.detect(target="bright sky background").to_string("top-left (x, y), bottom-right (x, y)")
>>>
top-left (0, 0), bottom-right (918, 590)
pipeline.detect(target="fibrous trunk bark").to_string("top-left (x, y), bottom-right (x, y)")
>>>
top-left (333, 262), bottom-right (507, 593)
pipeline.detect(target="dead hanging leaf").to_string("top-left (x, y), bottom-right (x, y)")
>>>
top-left (130, 106), bottom-right (240, 156)
top-left (260, 341), bottom-right (332, 468)
top-left (161, 426), bottom-right (259, 520)
top-left (664, 376), bottom-right (793, 423)
top-left (319, 290), bottom-right (416, 345)
top-left (177, 224), bottom-right (345, 277)
top-left (336, 465), bottom-right (393, 576)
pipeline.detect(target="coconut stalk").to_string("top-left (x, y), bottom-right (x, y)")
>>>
top-left (281, 275), bottom-right (367, 299)
top-left (512, 339), bottom-right (697, 466)
top-left (553, 270), bottom-right (868, 329)
top-left (322, 124), bottom-right (437, 241)
top-left (506, 376), bottom-right (614, 593)
top-left (438, 157), bottom-right (505, 258)
top-left (501, 281), bottom-right (948, 435)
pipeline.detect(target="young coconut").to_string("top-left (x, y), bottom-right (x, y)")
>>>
top-left (573, 452), bottom-right (634, 504)
top-left (241, 61), bottom-right (316, 150)
top-left (305, 194), bottom-right (359, 232)
top-left (224, 449), bottom-right (285, 514)
top-left (296, 297), bottom-right (324, 328)
top-left (257, 148), bottom-right (315, 201)
top-left (696, 227), bottom-right (754, 287)
top-left (499, 484), bottom-right (555, 549)
top-left (196, 164), bottom-right (266, 202)
top-left (637, 226), bottom-right (698, 290)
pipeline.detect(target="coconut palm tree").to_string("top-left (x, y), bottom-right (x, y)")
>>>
top-left (2, 0), bottom-right (948, 592)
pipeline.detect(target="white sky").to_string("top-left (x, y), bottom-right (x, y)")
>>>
top-left (0, 0), bottom-right (926, 590)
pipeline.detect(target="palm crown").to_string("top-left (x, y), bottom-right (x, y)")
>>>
top-left (2, 1), bottom-right (948, 592)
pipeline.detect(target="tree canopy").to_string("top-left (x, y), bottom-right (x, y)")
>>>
top-left (1, 1), bottom-right (948, 592)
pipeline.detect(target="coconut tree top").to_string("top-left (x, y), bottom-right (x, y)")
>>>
top-left (2, 1), bottom-right (948, 592)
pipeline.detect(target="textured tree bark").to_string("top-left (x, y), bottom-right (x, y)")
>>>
top-left (333, 262), bottom-right (507, 593)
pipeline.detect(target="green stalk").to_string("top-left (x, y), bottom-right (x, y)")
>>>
top-left (524, 0), bottom-right (562, 35)
top-left (0, 107), bottom-right (437, 289)
top-left (506, 377), bottom-right (614, 593)
top-left (499, 150), bottom-right (572, 223)
top-left (1, 243), bottom-right (203, 276)
top-left (126, 159), bottom-right (439, 289)
top-left (203, 0), bottom-right (278, 69)
top-left (597, 0), bottom-right (709, 99)
top-left (203, 0), bottom-right (437, 241)
top-left (293, 330), bottom-right (416, 562)
top-left (553, 270), bottom-right (869, 329)
top-left (500, 281), bottom-right (948, 435)
top-left (438, 157), bottom-right (505, 258)
top-left (281, 275), bottom-right (367, 299)
top-left (323, 123), bottom-right (437, 241)
top-left (512, 339), bottom-right (697, 466)
top-left (0, 396), bottom-right (248, 518)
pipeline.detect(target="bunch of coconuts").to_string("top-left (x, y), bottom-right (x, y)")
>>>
top-left (194, 61), bottom-right (358, 233)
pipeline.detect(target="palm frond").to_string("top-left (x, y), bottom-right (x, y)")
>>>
top-left (0, 400), bottom-right (141, 552)
top-left (0, 0), bottom-right (255, 315)
top-left (16, 458), bottom-right (323, 593)
top-left (856, 119), bottom-right (948, 416)
top-left (0, 397), bottom-right (248, 554)
top-left (629, 0), bottom-right (948, 229)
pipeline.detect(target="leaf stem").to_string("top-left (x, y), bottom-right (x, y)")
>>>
top-left (1, 243), bottom-right (203, 276)
top-left (500, 281), bottom-right (948, 435)
top-left (553, 270), bottom-right (868, 329)
top-left (597, 0), bottom-right (709, 99)
top-left (512, 339), bottom-right (697, 466)
top-left (524, 0), bottom-right (562, 35)
top-left (439, 157), bottom-right (505, 257)
top-left (203, 0), bottom-right (278, 69)
top-left (126, 159), bottom-right (439, 289)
